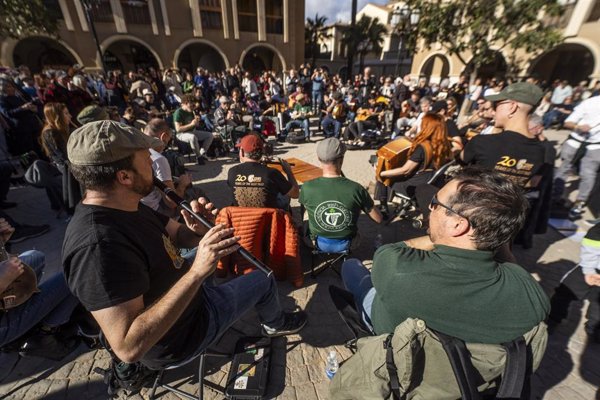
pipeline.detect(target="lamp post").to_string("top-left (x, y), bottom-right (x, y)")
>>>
top-left (80, 0), bottom-right (107, 72)
top-left (391, 5), bottom-right (420, 77)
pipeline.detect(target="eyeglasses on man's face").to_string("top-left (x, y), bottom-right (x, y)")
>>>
top-left (429, 194), bottom-right (473, 227)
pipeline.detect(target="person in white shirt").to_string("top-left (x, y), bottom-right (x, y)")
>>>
top-left (550, 80), bottom-right (573, 105)
top-left (553, 95), bottom-right (600, 217)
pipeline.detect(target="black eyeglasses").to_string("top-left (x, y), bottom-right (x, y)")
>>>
top-left (429, 194), bottom-right (473, 226)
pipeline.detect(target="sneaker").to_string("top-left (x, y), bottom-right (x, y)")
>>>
top-left (568, 201), bottom-right (586, 220)
top-left (584, 218), bottom-right (600, 227)
top-left (8, 224), bottom-right (50, 244)
top-left (261, 310), bottom-right (307, 337)
top-left (20, 331), bottom-right (81, 361)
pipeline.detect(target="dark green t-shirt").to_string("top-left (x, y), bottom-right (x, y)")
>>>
top-left (370, 242), bottom-right (550, 344)
top-left (172, 107), bottom-right (195, 132)
top-left (299, 176), bottom-right (374, 239)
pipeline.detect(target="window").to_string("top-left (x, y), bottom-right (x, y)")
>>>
top-left (265, 0), bottom-right (283, 34)
top-left (121, 0), bottom-right (151, 25)
top-left (199, 0), bottom-right (222, 30)
top-left (42, 0), bottom-right (63, 20)
top-left (238, 0), bottom-right (257, 32)
top-left (88, 0), bottom-right (113, 23)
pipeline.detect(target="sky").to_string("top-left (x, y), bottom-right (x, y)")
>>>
top-left (305, 0), bottom-right (389, 23)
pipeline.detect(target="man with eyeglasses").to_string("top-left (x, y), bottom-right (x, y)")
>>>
top-left (458, 82), bottom-right (548, 192)
top-left (340, 167), bottom-right (549, 343)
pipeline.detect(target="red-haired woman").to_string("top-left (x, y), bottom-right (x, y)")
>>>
top-left (376, 113), bottom-right (452, 215)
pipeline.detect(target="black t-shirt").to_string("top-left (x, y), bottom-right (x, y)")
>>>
top-left (408, 145), bottom-right (431, 170)
top-left (227, 162), bottom-right (292, 208)
top-left (62, 203), bottom-right (208, 368)
top-left (463, 131), bottom-right (546, 189)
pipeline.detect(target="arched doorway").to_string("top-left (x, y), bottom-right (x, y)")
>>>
top-left (240, 45), bottom-right (285, 74)
top-left (529, 43), bottom-right (595, 85)
top-left (176, 41), bottom-right (227, 73)
top-left (463, 51), bottom-right (507, 81)
top-left (103, 40), bottom-right (159, 72)
top-left (12, 37), bottom-right (78, 73)
top-left (420, 54), bottom-right (450, 82)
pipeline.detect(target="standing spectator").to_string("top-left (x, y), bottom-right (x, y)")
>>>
top-left (0, 79), bottom-right (42, 156)
top-left (548, 222), bottom-right (600, 343)
top-left (553, 95), bottom-right (600, 218)
top-left (311, 68), bottom-right (325, 114)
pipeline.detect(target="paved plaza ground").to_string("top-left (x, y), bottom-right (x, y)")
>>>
top-left (0, 128), bottom-right (599, 399)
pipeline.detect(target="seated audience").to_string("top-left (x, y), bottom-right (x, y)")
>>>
top-left (214, 95), bottom-right (247, 149)
top-left (227, 133), bottom-right (298, 209)
top-left (300, 138), bottom-right (382, 252)
top-left (141, 118), bottom-right (192, 217)
top-left (0, 218), bottom-right (80, 360)
top-left (321, 92), bottom-right (346, 139)
top-left (341, 168), bottom-right (549, 342)
top-left (542, 95), bottom-right (574, 128)
top-left (173, 95), bottom-right (214, 165)
top-left (62, 120), bottom-right (307, 374)
top-left (278, 93), bottom-right (311, 142)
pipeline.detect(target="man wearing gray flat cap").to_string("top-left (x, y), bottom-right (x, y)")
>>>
top-left (62, 120), bottom-right (307, 378)
top-left (300, 137), bottom-right (383, 253)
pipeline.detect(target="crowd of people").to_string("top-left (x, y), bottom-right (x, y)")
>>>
top-left (0, 60), bottom-right (599, 396)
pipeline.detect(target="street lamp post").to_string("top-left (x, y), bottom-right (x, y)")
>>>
top-left (391, 5), bottom-right (420, 77)
top-left (80, 0), bottom-right (107, 72)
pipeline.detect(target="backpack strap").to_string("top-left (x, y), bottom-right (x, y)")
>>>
top-left (496, 336), bottom-right (529, 399)
top-left (432, 330), bottom-right (482, 400)
top-left (384, 334), bottom-right (402, 400)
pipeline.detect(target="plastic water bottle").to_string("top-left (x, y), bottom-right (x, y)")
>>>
top-left (325, 350), bottom-right (339, 379)
top-left (373, 233), bottom-right (383, 249)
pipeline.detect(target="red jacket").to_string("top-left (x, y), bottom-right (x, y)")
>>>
top-left (215, 207), bottom-right (303, 287)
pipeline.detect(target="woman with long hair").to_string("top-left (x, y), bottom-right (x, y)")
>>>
top-left (40, 102), bottom-right (82, 213)
top-left (376, 113), bottom-right (452, 215)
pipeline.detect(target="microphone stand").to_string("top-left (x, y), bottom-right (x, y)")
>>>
top-left (153, 177), bottom-right (273, 277)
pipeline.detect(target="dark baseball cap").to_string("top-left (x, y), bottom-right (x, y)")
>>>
top-left (485, 82), bottom-right (543, 106)
top-left (235, 133), bottom-right (264, 153)
top-left (67, 120), bottom-right (163, 166)
top-left (430, 100), bottom-right (448, 113)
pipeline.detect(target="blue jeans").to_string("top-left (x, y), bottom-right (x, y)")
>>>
top-left (322, 116), bottom-right (342, 138)
top-left (312, 91), bottom-right (323, 113)
top-left (191, 270), bottom-right (285, 357)
top-left (282, 119), bottom-right (310, 138)
top-left (0, 250), bottom-right (80, 347)
top-left (341, 258), bottom-right (376, 332)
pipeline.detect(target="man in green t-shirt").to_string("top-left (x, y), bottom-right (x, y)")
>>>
top-left (341, 167), bottom-right (550, 344)
top-left (299, 138), bottom-right (383, 252)
top-left (173, 95), bottom-right (214, 165)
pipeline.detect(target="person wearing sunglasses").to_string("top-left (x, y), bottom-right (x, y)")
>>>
top-left (340, 167), bottom-right (549, 347)
top-left (460, 82), bottom-right (548, 192)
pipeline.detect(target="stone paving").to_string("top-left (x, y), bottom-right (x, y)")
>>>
top-left (0, 129), bottom-right (599, 399)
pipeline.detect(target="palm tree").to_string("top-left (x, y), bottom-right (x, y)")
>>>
top-left (305, 14), bottom-right (332, 67)
top-left (342, 15), bottom-right (387, 76)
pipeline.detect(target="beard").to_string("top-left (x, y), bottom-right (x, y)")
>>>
top-left (131, 171), bottom-right (155, 197)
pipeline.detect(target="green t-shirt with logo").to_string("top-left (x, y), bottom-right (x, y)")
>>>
top-left (299, 176), bottom-right (374, 239)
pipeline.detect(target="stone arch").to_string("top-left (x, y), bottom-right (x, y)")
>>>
top-left (239, 43), bottom-right (287, 73)
top-left (528, 39), bottom-right (599, 84)
top-left (99, 35), bottom-right (163, 71)
top-left (173, 38), bottom-right (230, 73)
top-left (418, 53), bottom-right (451, 83)
top-left (3, 35), bottom-right (83, 72)
top-left (463, 51), bottom-right (508, 81)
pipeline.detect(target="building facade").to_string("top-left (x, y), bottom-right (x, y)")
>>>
top-left (313, 0), bottom-right (600, 86)
top-left (0, 0), bottom-right (305, 74)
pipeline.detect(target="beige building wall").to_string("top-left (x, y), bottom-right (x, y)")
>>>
top-left (0, 0), bottom-right (305, 73)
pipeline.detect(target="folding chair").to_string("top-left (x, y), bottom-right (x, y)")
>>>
top-left (310, 236), bottom-right (353, 278)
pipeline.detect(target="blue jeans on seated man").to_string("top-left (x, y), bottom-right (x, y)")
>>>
top-left (0, 250), bottom-right (80, 347)
top-left (341, 258), bottom-right (377, 333)
top-left (281, 119), bottom-right (310, 139)
top-left (315, 236), bottom-right (352, 253)
top-left (322, 116), bottom-right (342, 138)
